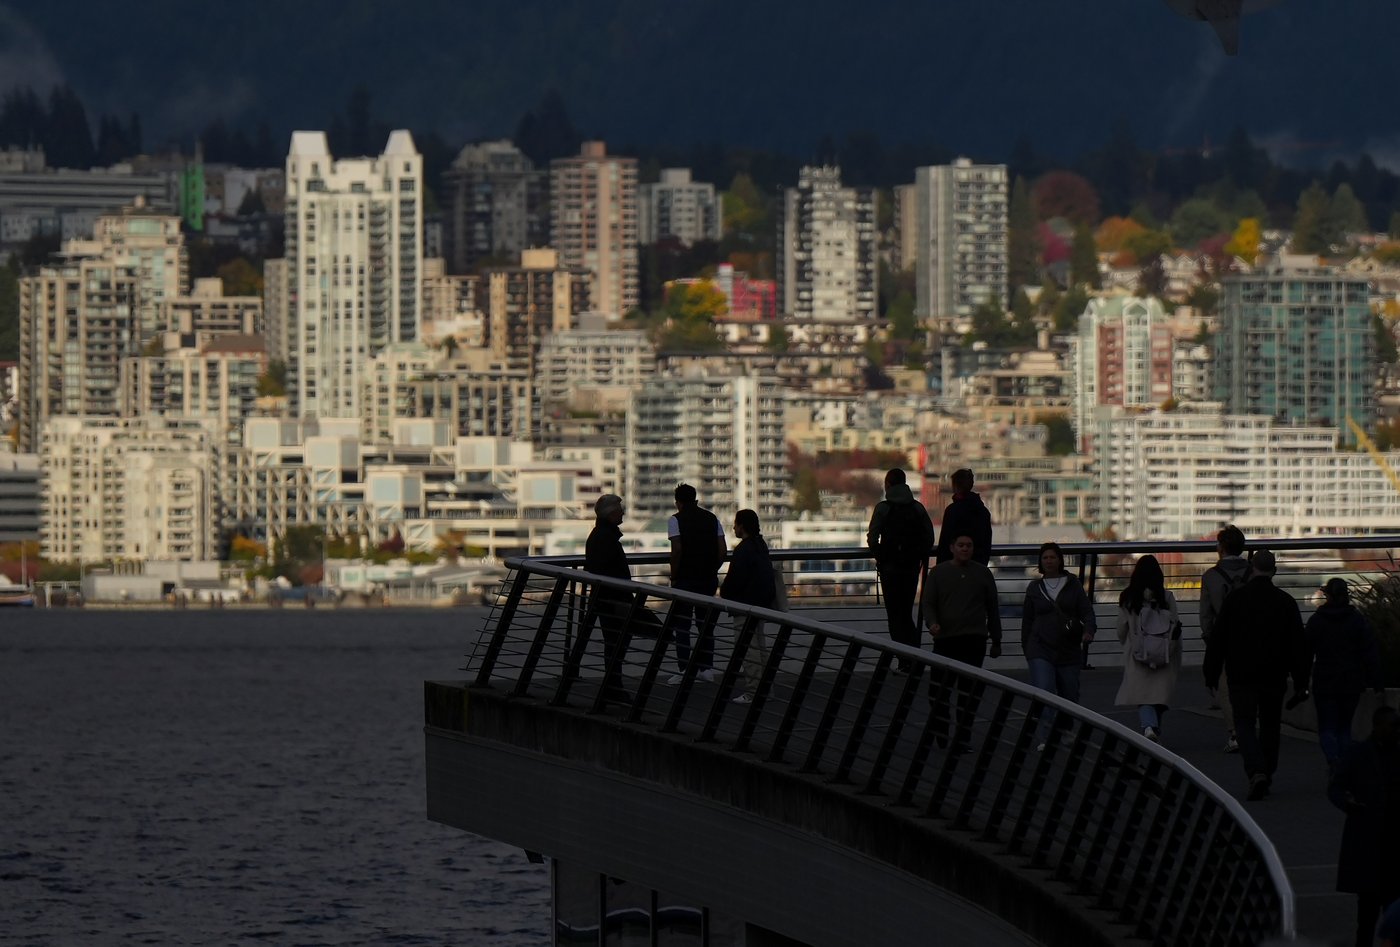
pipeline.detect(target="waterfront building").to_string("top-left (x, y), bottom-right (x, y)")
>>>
top-left (625, 371), bottom-right (787, 524)
top-left (913, 159), bottom-right (1008, 325)
top-left (638, 168), bottom-right (721, 246)
top-left (442, 140), bottom-right (548, 273)
top-left (550, 141), bottom-right (638, 317)
top-left (18, 249), bottom-right (139, 451)
top-left (230, 420), bottom-right (597, 558)
top-left (165, 277), bottom-right (261, 337)
top-left (283, 130), bottom-right (423, 418)
top-left (1091, 407), bottom-right (1400, 539)
top-left (534, 312), bottom-right (655, 414)
top-left (41, 416), bottom-right (219, 563)
top-left (777, 166), bottom-right (878, 322)
top-left (1216, 255), bottom-right (1374, 443)
top-left (1071, 294), bottom-right (1174, 451)
top-left (484, 248), bottom-right (591, 375)
top-left (0, 446), bottom-right (40, 544)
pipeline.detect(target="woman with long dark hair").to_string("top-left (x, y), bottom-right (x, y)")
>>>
top-left (1114, 555), bottom-right (1181, 742)
top-left (1021, 542), bottom-right (1097, 704)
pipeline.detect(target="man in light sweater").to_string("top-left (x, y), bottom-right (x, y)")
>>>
top-left (922, 533), bottom-right (1003, 751)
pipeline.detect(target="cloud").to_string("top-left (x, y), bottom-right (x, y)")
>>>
top-left (0, 5), bottom-right (65, 91)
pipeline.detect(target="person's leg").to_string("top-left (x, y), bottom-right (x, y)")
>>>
top-left (1055, 662), bottom-right (1082, 705)
top-left (688, 576), bottom-right (719, 671)
top-left (949, 636), bottom-right (986, 747)
top-left (1231, 686), bottom-right (1263, 782)
top-left (738, 619), bottom-right (767, 695)
top-left (1138, 705), bottom-right (1160, 732)
top-left (1258, 688), bottom-right (1285, 780)
top-left (1356, 891), bottom-right (1381, 947)
top-left (882, 564), bottom-right (921, 657)
top-left (1335, 690), bottom-right (1362, 764)
top-left (1027, 657), bottom-right (1058, 746)
top-left (669, 597), bottom-right (696, 673)
top-left (1220, 668), bottom-right (1238, 750)
top-left (1315, 694), bottom-right (1343, 768)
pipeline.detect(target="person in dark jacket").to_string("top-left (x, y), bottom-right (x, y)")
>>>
top-left (1201, 525), bottom-right (1251, 754)
top-left (1328, 706), bottom-right (1400, 947)
top-left (933, 468), bottom-right (993, 565)
top-left (720, 509), bottom-right (777, 704)
top-left (1021, 542), bottom-right (1096, 704)
top-left (866, 468), bottom-right (935, 671)
top-left (668, 483), bottom-right (726, 683)
top-left (1203, 549), bottom-right (1310, 801)
top-left (1307, 578), bottom-right (1383, 772)
top-left (922, 533), bottom-right (1003, 750)
top-left (584, 494), bottom-right (633, 702)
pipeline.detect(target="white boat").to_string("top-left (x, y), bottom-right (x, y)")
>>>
top-left (0, 580), bottom-right (35, 607)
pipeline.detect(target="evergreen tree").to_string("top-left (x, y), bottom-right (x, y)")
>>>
top-left (1170, 198), bottom-right (1230, 250)
top-left (1327, 183), bottom-right (1368, 239)
top-left (1007, 176), bottom-right (1040, 292)
top-left (1291, 182), bottom-right (1332, 253)
top-left (43, 84), bottom-right (95, 169)
top-left (513, 89), bottom-right (580, 165)
top-left (0, 260), bottom-right (17, 361)
top-left (1069, 223), bottom-right (1100, 288)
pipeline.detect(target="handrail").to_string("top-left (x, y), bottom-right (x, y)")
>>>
top-left (465, 547), bottom-right (1311, 945)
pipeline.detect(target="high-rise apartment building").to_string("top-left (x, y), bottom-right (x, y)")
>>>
top-left (1216, 256), bottom-right (1374, 442)
top-left (362, 343), bottom-right (529, 444)
top-left (777, 166), bottom-right (877, 322)
top-left (535, 312), bottom-right (655, 413)
top-left (625, 372), bottom-right (787, 524)
top-left (284, 130), bottom-right (423, 418)
top-left (486, 248), bottom-right (591, 376)
top-left (442, 140), bottom-right (548, 273)
top-left (18, 249), bottom-right (139, 451)
top-left (892, 183), bottom-right (917, 272)
top-left (262, 257), bottom-right (290, 365)
top-left (913, 159), bottom-right (1008, 323)
top-left (120, 334), bottom-right (268, 445)
top-left (421, 257), bottom-right (483, 347)
top-left (639, 168), bottom-right (722, 246)
top-left (41, 416), bottom-right (220, 563)
top-left (550, 141), bottom-right (638, 317)
top-left (165, 277), bottom-right (262, 338)
top-left (1071, 294), bottom-right (1174, 451)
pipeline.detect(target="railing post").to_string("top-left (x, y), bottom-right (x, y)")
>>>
top-left (509, 575), bottom-right (570, 698)
top-left (473, 567), bottom-right (531, 687)
top-left (734, 622), bottom-right (792, 753)
top-left (799, 639), bottom-right (863, 774)
top-left (765, 631), bottom-right (826, 765)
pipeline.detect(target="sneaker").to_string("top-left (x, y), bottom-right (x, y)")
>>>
top-left (666, 673), bottom-right (685, 685)
top-left (1223, 733), bottom-right (1240, 754)
top-left (697, 669), bottom-right (716, 683)
top-left (1247, 773), bottom-right (1271, 801)
top-left (1036, 742), bottom-right (1048, 753)
top-left (1144, 727), bottom-right (1160, 743)
top-left (730, 692), bottom-right (752, 704)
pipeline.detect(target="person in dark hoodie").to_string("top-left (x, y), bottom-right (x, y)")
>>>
top-left (1204, 549), bottom-right (1310, 801)
top-left (1306, 578), bottom-right (1383, 772)
top-left (719, 509), bottom-right (777, 704)
top-left (1200, 525), bottom-right (1251, 754)
top-left (867, 468), bottom-right (936, 671)
top-left (934, 468), bottom-right (993, 565)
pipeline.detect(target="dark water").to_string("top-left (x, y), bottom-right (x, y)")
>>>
top-left (0, 609), bottom-right (550, 945)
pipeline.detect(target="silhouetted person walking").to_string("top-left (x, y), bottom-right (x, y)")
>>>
top-left (1201, 525), bottom-right (1251, 754)
top-left (1306, 578), bottom-right (1383, 773)
top-left (1114, 555), bottom-right (1181, 743)
top-left (719, 509), bottom-right (777, 704)
top-left (867, 468), bottom-right (935, 672)
top-left (922, 533), bottom-right (1002, 750)
top-left (1204, 549), bottom-right (1309, 801)
top-left (667, 483), bottom-right (726, 684)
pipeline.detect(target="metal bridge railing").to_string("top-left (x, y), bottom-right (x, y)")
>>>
top-left (453, 535), bottom-right (1400, 946)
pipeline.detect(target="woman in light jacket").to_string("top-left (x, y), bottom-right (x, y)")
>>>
top-left (1114, 555), bottom-right (1181, 743)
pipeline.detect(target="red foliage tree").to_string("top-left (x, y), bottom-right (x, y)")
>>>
top-left (1032, 171), bottom-right (1102, 227)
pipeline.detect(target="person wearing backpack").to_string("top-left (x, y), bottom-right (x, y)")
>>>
top-left (1114, 555), bottom-right (1181, 742)
top-left (1200, 524), bottom-right (1251, 754)
top-left (933, 468), bottom-right (993, 565)
top-left (867, 468), bottom-right (935, 671)
top-left (667, 483), bottom-right (727, 684)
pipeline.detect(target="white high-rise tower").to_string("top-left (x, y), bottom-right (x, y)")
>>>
top-left (284, 130), bottom-right (423, 417)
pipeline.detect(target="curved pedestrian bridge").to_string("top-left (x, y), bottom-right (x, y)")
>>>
top-left (426, 539), bottom-right (1396, 945)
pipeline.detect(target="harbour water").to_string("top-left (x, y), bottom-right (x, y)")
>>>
top-left (0, 609), bottom-right (550, 945)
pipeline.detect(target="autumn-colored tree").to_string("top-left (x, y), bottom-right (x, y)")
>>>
top-left (229, 535), bottom-right (267, 561)
top-left (1225, 217), bottom-right (1261, 264)
top-left (792, 467), bottom-right (821, 514)
top-left (256, 359), bottom-right (287, 397)
top-left (1095, 216), bottom-right (1146, 253)
top-left (723, 172), bottom-right (774, 242)
top-left (664, 280), bottom-right (728, 322)
top-left (1032, 170), bottom-right (1101, 227)
top-left (1374, 243), bottom-right (1400, 266)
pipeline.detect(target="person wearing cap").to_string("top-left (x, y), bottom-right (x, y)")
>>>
top-left (584, 494), bottom-right (633, 702)
top-left (933, 468), bottom-right (993, 565)
top-left (1204, 548), bottom-right (1310, 801)
top-left (1305, 578), bottom-right (1382, 772)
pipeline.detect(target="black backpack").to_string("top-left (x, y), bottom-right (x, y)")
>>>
top-left (878, 503), bottom-right (928, 565)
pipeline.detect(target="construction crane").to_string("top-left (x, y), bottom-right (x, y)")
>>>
top-left (1346, 415), bottom-right (1400, 498)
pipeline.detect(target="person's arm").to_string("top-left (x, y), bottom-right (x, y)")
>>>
top-left (866, 502), bottom-right (885, 555)
top-left (715, 518), bottom-right (727, 565)
top-left (1021, 586), bottom-right (1036, 653)
top-left (1204, 597), bottom-right (1231, 690)
top-left (921, 566), bottom-right (941, 634)
top-left (1199, 569), bottom-right (1219, 641)
top-left (1116, 606), bottom-right (1131, 645)
top-left (976, 507), bottom-right (993, 563)
top-left (669, 536), bottom-right (681, 581)
top-left (1287, 599), bottom-right (1310, 695)
top-left (1359, 612), bottom-right (1384, 691)
top-left (1076, 580), bottom-right (1096, 642)
top-left (919, 504), bottom-right (936, 560)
